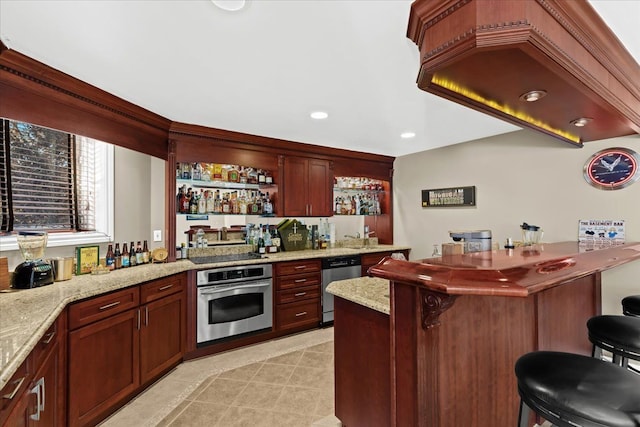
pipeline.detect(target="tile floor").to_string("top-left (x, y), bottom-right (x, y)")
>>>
top-left (100, 327), bottom-right (341, 427)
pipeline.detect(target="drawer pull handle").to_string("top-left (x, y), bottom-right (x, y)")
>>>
top-left (294, 292), bottom-right (307, 297)
top-left (294, 265), bottom-right (307, 270)
top-left (42, 331), bottom-right (56, 345)
top-left (2, 376), bottom-right (26, 400)
top-left (158, 284), bottom-right (174, 291)
top-left (99, 301), bottom-right (121, 311)
top-left (295, 311), bottom-right (308, 317)
top-left (294, 279), bottom-right (307, 283)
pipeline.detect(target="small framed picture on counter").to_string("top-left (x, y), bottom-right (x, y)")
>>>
top-left (76, 245), bottom-right (99, 275)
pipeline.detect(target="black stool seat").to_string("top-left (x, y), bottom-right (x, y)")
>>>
top-left (515, 351), bottom-right (640, 427)
top-left (622, 295), bottom-right (640, 317)
top-left (587, 315), bottom-right (640, 365)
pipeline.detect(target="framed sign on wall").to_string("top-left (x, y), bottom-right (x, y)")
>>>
top-left (421, 186), bottom-right (476, 207)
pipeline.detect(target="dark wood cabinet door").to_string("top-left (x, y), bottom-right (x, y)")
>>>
top-left (29, 334), bottom-right (65, 426)
top-left (283, 156), bottom-right (309, 216)
top-left (3, 393), bottom-right (31, 427)
top-left (307, 158), bottom-right (332, 217)
top-left (140, 292), bottom-right (185, 385)
top-left (68, 309), bottom-right (140, 427)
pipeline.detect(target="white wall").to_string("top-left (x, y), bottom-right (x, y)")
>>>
top-left (393, 129), bottom-right (640, 315)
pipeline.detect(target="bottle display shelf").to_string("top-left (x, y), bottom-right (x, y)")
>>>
top-left (177, 179), bottom-right (275, 190)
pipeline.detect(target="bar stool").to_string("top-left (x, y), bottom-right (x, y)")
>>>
top-left (587, 315), bottom-right (640, 370)
top-left (515, 351), bottom-right (640, 427)
top-left (622, 295), bottom-right (640, 317)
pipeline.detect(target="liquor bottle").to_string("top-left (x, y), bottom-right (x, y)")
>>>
top-left (257, 169), bottom-right (265, 184)
top-left (206, 190), bottom-right (215, 213)
top-left (214, 190), bottom-right (222, 214)
top-left (222, 193), bottom-right (231, 214)
top-left (197, 189), bottom-right (206, 214)
top-left (192, 162), bottom-right (202, 180)
top-left (263, 192), bottom-right (273, 215)
top-left (105, 244), bottom-right (115, 270)
top-left (265, 170), bottom-right (273, 184)
top-left (228, 165), bottom-right (240, 183)
top-left (135, 241), bottom-right (143, 264)
top-left (189, 191), bottom-right (198, 214)
top-left (129, 241), bottom-right (137, 267)
top-left (122, 242), bottom-right (130, 268)
top-left (114, 243), bottom-right (122, 269)
top-left (142, 240), bottom-right (150, 264)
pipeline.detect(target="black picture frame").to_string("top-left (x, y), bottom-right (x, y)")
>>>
top-left (421, 186), bottom-right (476, 207)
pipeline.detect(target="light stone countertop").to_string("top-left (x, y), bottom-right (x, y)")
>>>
top-left (0, 244), bottom-right (408, 389)
top-left (326, 276), bottom-right (391, 315)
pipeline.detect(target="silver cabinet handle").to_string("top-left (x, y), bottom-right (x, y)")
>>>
top-left (294, 292), bottom-right (307, 297)
top-left (2, 376), bottom-right (25, 400)
top-left (158, 284), bottom-right (173, 291)
top-left (29, 377), bottom-right (45, 421)
top-left (294, 265), bottom-right (307, 270)
top-left (294, 278), bottom-right (307, 283)
top-left (99, 301), bottom-right (121, 311)
top-left (42, 330), bottom-right (56, 345)
top-left (295, 311), bottom-right (308, 317)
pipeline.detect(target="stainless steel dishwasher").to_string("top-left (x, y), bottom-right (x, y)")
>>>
top-left (321, 255), bottom-right (361, 324)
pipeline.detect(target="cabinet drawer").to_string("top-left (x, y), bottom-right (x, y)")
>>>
top-left (69, 286), bottom-right (140, 330)
top-left (276, 284), bottom-right (320, 304)
top-left (275, 259), bottom-right (321, 276)
top-left (0, 357), bottom-right (30, 426)
top-left (140, 274), bottom-right (185, 304)
top-left (277, 273), bottom-right (321, 291)
top-left (276, 300), bottom-right (320, 331)
top-left (31, 315), bottom-right (62, 369)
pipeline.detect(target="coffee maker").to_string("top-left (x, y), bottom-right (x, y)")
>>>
top-left (449, 230), bottom-right (492, 253)
top-left (11, 231), bottom-right (54, 289)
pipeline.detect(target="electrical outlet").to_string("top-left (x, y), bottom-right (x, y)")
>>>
top-left (153, 230), bottom-right (162, 242)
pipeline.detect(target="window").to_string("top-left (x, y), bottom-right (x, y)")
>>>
top-left (0, 119), bottom-right (113, 249)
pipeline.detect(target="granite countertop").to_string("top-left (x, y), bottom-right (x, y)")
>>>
top-left (326, 276), bottom-right (391, 315)
top-left (0, 244), bottom-right (408, 389)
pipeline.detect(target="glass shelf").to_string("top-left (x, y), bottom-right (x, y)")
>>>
top-left (333, 187), bottom-right (384, 194)
top-left (178, 179), bottom-right (275, 190)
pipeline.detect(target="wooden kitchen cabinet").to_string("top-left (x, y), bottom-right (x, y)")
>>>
top-left (67, 274), bottom-right (186, 427)
top-left (283, 156), bottom-right (332, 217)
top-left (68, 306), bottom-right (140, 427)
top-left (140, 275), bottom-right (186, 385)
top-left (274, 260), bottom-right (322, 331)
top-left (1, 316), bottom-right (66, 427)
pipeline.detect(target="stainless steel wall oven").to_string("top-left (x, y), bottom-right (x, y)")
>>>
top-left (196, 264), bottom-right (272, 346)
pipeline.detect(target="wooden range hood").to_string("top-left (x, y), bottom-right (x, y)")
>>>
top-left (407, 0), bottom-right (640, 146)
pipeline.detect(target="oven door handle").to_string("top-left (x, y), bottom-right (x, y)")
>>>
top-left (199, 281), bottom-right (271, 295)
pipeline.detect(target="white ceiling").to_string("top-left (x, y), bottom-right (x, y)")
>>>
top-left (1, 1), bottom-right (638, 157)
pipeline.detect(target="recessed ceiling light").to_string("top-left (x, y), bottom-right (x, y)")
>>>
top-left (310, 111), bottom-right (328, 120)
top-left (519, 90), bottom-right (547, 102)
top-left (400, 132), bottom-right (416, 139)
top-left (211, 0), bottom-right (246, 12)
top-left (570, 117), bottom-right (592, 127)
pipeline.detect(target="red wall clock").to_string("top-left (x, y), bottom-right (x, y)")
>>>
top-left (583, 147), bottom-right (640, 190)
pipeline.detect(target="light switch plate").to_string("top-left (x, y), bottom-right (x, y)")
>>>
top-left (153, 230), bottom-right (162, 242)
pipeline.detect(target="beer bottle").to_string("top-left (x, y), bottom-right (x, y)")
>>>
top-left (136, 241), bottom-right (144, 265)
top-left (122, 243), bottom-right (130, 268)
top-left (142, 240), bottom-right (150, 264)
top-left (106, 244), bottom-right (115, 270)
top-left (114, 243), bottom-right (122, 269)
top-left (129, 241), bottom-right (137, 267)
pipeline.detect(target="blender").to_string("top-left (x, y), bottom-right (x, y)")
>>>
top-left (11, 231), bottom-right (55, 289)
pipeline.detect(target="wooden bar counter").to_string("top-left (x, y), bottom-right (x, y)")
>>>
top-left (331, 242), bottom-right (640, 427)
